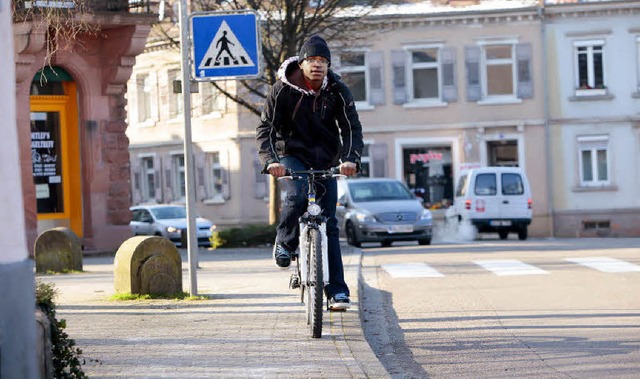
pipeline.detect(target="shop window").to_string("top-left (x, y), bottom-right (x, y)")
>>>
top-left (31, 112), bottom-right (63, 213)
top-left (403, 147), bottom-right (453, 210)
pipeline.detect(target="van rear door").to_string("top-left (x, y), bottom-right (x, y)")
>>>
top-left (470, 172), bottom-right (500, 220)
top-left (499, 172), bottom-right (530, 220)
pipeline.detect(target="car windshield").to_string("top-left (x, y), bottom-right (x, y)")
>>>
top-left (348, 181), bottom-right (414, 202)
top-left (150, 206), bottom-right (187, 220)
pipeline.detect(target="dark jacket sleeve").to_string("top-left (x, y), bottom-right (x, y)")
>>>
top-left (256, 83), bottom-right (283, 173)
top-left (334, 80), bottom-right (364, 166)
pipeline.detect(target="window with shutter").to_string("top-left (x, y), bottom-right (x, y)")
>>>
top-left (465, 46), bottom-right (482, 102)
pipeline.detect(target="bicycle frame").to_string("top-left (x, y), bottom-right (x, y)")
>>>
top-left (279, 168), bottom-right (343, 338)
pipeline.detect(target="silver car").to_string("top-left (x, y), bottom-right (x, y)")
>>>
top-left (129, 205), bottom-right (215, 247)
top-left (336, 178), bottom-right (433, 247)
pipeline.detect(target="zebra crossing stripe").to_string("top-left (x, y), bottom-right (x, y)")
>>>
top-left (382, 263), bottom-right (444, 278)
top-left (473, 259), bottom-right (549, 276)
top-left (564, 257), bottom-right (640, 273)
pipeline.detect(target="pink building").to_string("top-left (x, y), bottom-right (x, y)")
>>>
top-left (13, 2), bottom-right (156, 253)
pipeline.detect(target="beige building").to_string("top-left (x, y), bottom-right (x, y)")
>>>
top-left (127, 0), bottom-right (555, 236)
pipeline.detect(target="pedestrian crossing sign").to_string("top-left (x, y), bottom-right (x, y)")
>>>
top-left (190, 11), bottom-right (261, 80)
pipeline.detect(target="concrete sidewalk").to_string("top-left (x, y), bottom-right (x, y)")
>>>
top-left (38, 244), bottom-right (388, 378)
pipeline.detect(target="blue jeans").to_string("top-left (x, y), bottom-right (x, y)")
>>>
top-left (277, 156), bottom-right (349, 297)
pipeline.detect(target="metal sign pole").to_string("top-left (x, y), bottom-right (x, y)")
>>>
top-left (178, 0), bottom-right (198, 296)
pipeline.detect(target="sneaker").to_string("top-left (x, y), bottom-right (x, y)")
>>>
top-left (329, 293), bottom-right (351, 311)
top-left (273, 244), bottom-right (292, 269)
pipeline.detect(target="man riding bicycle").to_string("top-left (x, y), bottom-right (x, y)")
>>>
top-left (256, 35), bottom-right (364, 311)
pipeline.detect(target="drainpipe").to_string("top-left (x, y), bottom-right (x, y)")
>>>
top-left (539, 1), bottom-right (556, 238)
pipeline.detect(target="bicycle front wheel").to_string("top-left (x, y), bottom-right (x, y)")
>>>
top-left (306, 228), bottom-right (323, 338)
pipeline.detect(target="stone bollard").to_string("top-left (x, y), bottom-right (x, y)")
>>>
top-left (34, 227), bottom-right (83, 273)
top-left (114, 236), bottom-right (183, 295)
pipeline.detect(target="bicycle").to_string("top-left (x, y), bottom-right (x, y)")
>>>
top-left (278, 168), bottom-right (344, 338)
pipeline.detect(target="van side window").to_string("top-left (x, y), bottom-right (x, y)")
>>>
top-left (501, 173), bottom-right (524, 195)
top-left (455, 175), bottom-right (468, 197)
top-left (474, 174), bottom-right (497, 196)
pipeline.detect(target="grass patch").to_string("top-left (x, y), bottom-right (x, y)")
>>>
top-left (110, 292), bottom-right (210, 301)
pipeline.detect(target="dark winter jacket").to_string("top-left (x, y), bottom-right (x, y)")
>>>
top-left (256, 56), bottom-right (364, 172)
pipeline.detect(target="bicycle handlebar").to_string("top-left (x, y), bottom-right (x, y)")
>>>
top-left (277, 167), bottom-right (345, 181)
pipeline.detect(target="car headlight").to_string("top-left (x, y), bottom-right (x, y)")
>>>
top-left (421, 209), bottom-right (432, 220)
top-left (167, 226), bottom-right (180, 233)
top-left (355, 211), bottom-right (376, 223)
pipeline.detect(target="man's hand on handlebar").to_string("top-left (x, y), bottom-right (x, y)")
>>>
top-left (339, 162), bottom-right (357, 177)
top-left (267, 162), bottom-right (287, 178)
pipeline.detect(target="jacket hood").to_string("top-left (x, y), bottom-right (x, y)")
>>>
top-left (277, 56), bottom-right (329, 95)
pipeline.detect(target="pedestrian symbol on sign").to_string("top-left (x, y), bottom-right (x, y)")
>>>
top-left (198, 20), bottom-right (255, 74)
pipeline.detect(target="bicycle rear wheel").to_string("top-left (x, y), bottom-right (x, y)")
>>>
top-left (306, 228), bottom-right (323, 338)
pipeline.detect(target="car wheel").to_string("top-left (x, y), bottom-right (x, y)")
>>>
top-left (381, 240), bottom-right (392, 248)
top-left (518, 226), bottom-right (528, 241)
top-left (498, 231), bottom-right (509, 240)
top-left (346, 222), bottom-right (361, 248)
top-left (418, 238), bottom-right (431, 245)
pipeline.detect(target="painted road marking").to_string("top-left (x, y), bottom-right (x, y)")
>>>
top-left (474, 259), bottom-right (550, 276)
top-left (565, 257), bottom-right (640, 273)
top-left (382, 263), bottom-right (445, 278)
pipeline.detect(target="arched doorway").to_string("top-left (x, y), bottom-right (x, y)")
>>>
top-left (30, 66), bottom-right (83, 238)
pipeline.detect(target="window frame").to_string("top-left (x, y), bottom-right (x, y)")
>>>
top-left (404, 43), bottom-right (446, 107)
top-left (136, 73), bottom-right (153, 123)
top-left (577, 135), bottom-right (610, 187)
top-left (139, 154), bottom-right (156, 203)
top-left (168, 68), bottom-right (184, 119)
top-left (573, 39), bottom-right (607, 97)
top-left (170, 153), bottom-right (186, 201)
top-left (479, 40), bottom-right (518, 103)
top-left (635, 36), bottom-right (640, 96)
top-left (336, 50), bottom-right (370, 109)
top-left (207, 151), bottom-right (224, 201)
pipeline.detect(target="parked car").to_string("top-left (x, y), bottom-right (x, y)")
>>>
top-left (336, 177), bottom-right (433, 247)
top-left (445, 166), bottom-right (532, 240)
top-left (129, 205), bottom-right (215, 247)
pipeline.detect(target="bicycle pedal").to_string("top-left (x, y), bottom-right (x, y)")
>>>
top-left (289, 274), bottom-right (300, 289)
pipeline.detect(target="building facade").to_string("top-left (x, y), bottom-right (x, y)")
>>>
top-left (127, 0), bottom-right (640, 238)
top-left (543, 0), bottom-right (640, 237)
top-left (14, 2), bottom-right (156, 253)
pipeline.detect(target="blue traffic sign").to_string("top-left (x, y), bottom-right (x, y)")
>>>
top-left (190, 11), bottom-right (261, 80)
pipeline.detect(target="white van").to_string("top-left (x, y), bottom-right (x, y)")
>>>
top-left (446, 167), bottom-right (532, 240)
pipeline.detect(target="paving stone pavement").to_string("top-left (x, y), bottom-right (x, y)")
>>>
top-left (37, 244), bottom-right (388, 378)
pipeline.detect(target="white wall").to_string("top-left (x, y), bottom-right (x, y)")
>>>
top-left (0, 4), bottom-right (28, 263)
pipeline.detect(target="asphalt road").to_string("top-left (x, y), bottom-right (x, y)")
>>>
top-left (360, 236), bottom-right (640, 379)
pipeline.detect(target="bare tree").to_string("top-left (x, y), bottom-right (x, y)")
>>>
top-left (157, 0), bottom-right (386, 116)
top-left (12, 0), bottom-right (98, 72)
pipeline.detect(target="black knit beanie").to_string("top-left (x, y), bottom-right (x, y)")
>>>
top-left (298, 35), bottom-right (331, 67)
